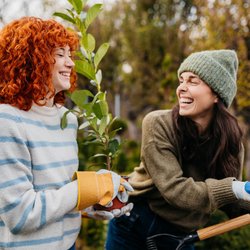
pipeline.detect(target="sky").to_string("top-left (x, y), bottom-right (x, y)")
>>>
top-left (0, 0), bottom-right (116, 27)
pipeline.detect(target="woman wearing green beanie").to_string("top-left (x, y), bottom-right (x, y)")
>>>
top-left (106, 50), bottom-right (250, 250)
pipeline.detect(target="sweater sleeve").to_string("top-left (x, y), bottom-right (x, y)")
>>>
top-left (141, 111), bottom-right (238, 213)
top-left (0, 114), bottom-right (78, 234)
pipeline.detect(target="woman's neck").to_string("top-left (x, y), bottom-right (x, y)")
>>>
top-left (37, 92), bottom-right (55, 107)
top-left (192, 113), bottom-right (213, 135)
top-left (44, 98), bottom-right (54, 107)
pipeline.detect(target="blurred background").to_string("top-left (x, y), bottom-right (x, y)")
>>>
top-left (1, 0), bottom-right (249, 249)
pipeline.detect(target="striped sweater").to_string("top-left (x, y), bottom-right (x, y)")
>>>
top-left (0, 104), bottom-right (81, 250)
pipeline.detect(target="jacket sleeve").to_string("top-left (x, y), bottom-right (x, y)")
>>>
top-left (141, 111), bottom-right (239, 214)
top-left (0, 115), bottom-right (78, 234)
top-left (220, 145), bottom-right (250, 217)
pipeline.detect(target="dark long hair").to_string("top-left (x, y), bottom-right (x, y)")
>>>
top-left (172, 100), bottom-right (243, 179)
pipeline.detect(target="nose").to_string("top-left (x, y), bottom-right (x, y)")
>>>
top-left (176, 80), bottom-right (189, 98)
top-left (65, 56), bottom-right (75, 68)
top-left (177, 81), bottom-right (188, 93)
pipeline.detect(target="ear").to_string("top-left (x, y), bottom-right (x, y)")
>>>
top-left (214, 95), bottom-right (218, 103)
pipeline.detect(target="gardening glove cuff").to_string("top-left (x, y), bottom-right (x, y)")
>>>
top-left (73, 171), bottom-right (114, 210)
top-left (82, 206), bottom-right (114, 220)
top-left (97, 170), bottom-right (134, 205)
top-left (232, 181), bottom-right (250, 201)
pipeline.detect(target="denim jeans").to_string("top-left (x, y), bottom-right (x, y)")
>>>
top-left (68, 243), bottom-right (76, 250)
top-left (105, 200), bottom-right (195, 250)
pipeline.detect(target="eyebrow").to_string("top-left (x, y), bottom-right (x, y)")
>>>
top-left (55, 48), bottom-right (65, 51)
top-left (54, 48), bottom-right (72, 55)
top-left (179, 75), bottom-right (199, 80)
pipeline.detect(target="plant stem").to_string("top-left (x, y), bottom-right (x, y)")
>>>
top-left (107, 155), bottom-right (111, 171)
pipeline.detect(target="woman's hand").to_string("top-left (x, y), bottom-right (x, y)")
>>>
top-left (73, 169), bottom-right (134, 210)
top-left (111, 203), bottom-right (134, 217)
top-left (232, 181), bottom-right (250, 201)
top-left (97, 169), bottom-right (134, 207)
top-left (82, 203), bottom-right (134, 220)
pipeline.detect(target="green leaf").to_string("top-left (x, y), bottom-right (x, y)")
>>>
top-left (108, 127), bottom-right (122, 138)
top-left (81, 36), bottom-right (88, 51)
top-left (66, 8), bottom-right (75, 18)
top-left (75, 60), bottom-right (95, 79)
top-left (89, 117), bottom-right (98, 131)
top-left (108, 117), bottom-right (118, 129)
top-left (108, 139), bottom-right (119, 154)
top-left (79, 121), bottom-right (90, 130)
top-left (82, 140), bottom-right (102, 146)
top-left (75, 16), bottom-right (85, 32)
top-left (98, 116), bottom-right (108, 135)
top-left (68, 0), bottom-right (83, 14)
top-left (90, 92), bottom-right (106, 107)
top-left (75, 51), bottom-right (85, 60)
top-left (60, 109), bottom-right (79, 129)
top-left (61, 111), bottom-right (69, 129)
top-left (80, 33), bottom-right (95, 54)
top-left (80, 46), bottom-right (89, 60)
top-left (95, 69), bottom-right (102, 84)
top-left (90, 153), bottom-right (107, 159)
top-left (85, 4), bottom-right (103, 29)
top-left (71, 89), bottom-right (94, 109)
top-left (92, 101), bottom-right (109, 119)
top-left (94, 43), bottom-right (109, 69)
top-left (90, 80), bottom-right (97, 87)
top-left (83, 103), bottom-right (94, 116)
top-left (53, 12), bottom-right (76, 24)
top-left (87, 34), bottom-right (96, 52)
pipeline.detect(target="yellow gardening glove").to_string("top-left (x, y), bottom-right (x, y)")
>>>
top-left (73, 170), bottom-right (133, 210)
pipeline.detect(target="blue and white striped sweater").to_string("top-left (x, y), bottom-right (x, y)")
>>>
top-left (0, 104), bottom-right (81, 250)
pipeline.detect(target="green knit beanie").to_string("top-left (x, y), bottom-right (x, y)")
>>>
top-left (177, 49), bottom-right (238, 107)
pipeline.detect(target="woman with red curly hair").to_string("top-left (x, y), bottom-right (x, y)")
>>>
top-left (0, 16), bottom-right (133, 250)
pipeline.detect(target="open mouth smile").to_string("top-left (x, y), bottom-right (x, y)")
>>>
top-left (59, 71), bottom-right (71, 78)
top-left (180, 97), bottom-right (193, 104)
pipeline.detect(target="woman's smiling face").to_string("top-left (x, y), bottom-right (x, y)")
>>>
top-left (176, 72), bottom-right (218, 129)
top-left (51, 45), bottom-right (75, 94)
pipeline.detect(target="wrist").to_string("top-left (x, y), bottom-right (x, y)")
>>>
top-left (232, 181), bottom-right (250, 200)
top-left (232, 181), bottom-right (245, 199)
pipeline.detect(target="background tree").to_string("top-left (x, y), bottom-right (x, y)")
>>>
top-left (88, 0), bottom-right (198, 141)
top-left (190, 0), bottom-right (250, 178)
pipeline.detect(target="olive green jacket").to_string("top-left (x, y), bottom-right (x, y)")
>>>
top-left (129, 110), bottom-right (249, 232)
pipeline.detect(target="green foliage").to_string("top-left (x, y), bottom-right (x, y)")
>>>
top-left (108, 118), bottom-right (127, 135)
top-left (83, 0), bottom-right (196, 120)
top-left (191, 0), bottom-right (250, 119)
top-left (76, 133), bottom-right (141, 249)
top-left (55, 0), bottom-right (120, 170)
top-left (79, 218), bottom-right (107, 249)
top-left (113, 139), bottom-right (141, 173)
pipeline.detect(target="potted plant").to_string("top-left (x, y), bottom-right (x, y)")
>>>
top-left (54, 0), bottom-right (128, 210)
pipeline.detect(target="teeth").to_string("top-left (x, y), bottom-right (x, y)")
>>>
top-left (180, 97), bottom-right (193, 104)
top-left (60, 72), bottom-right (70, 77)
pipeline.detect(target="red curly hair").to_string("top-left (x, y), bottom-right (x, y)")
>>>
top-left (0, 16), bottom-right (79, 111)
